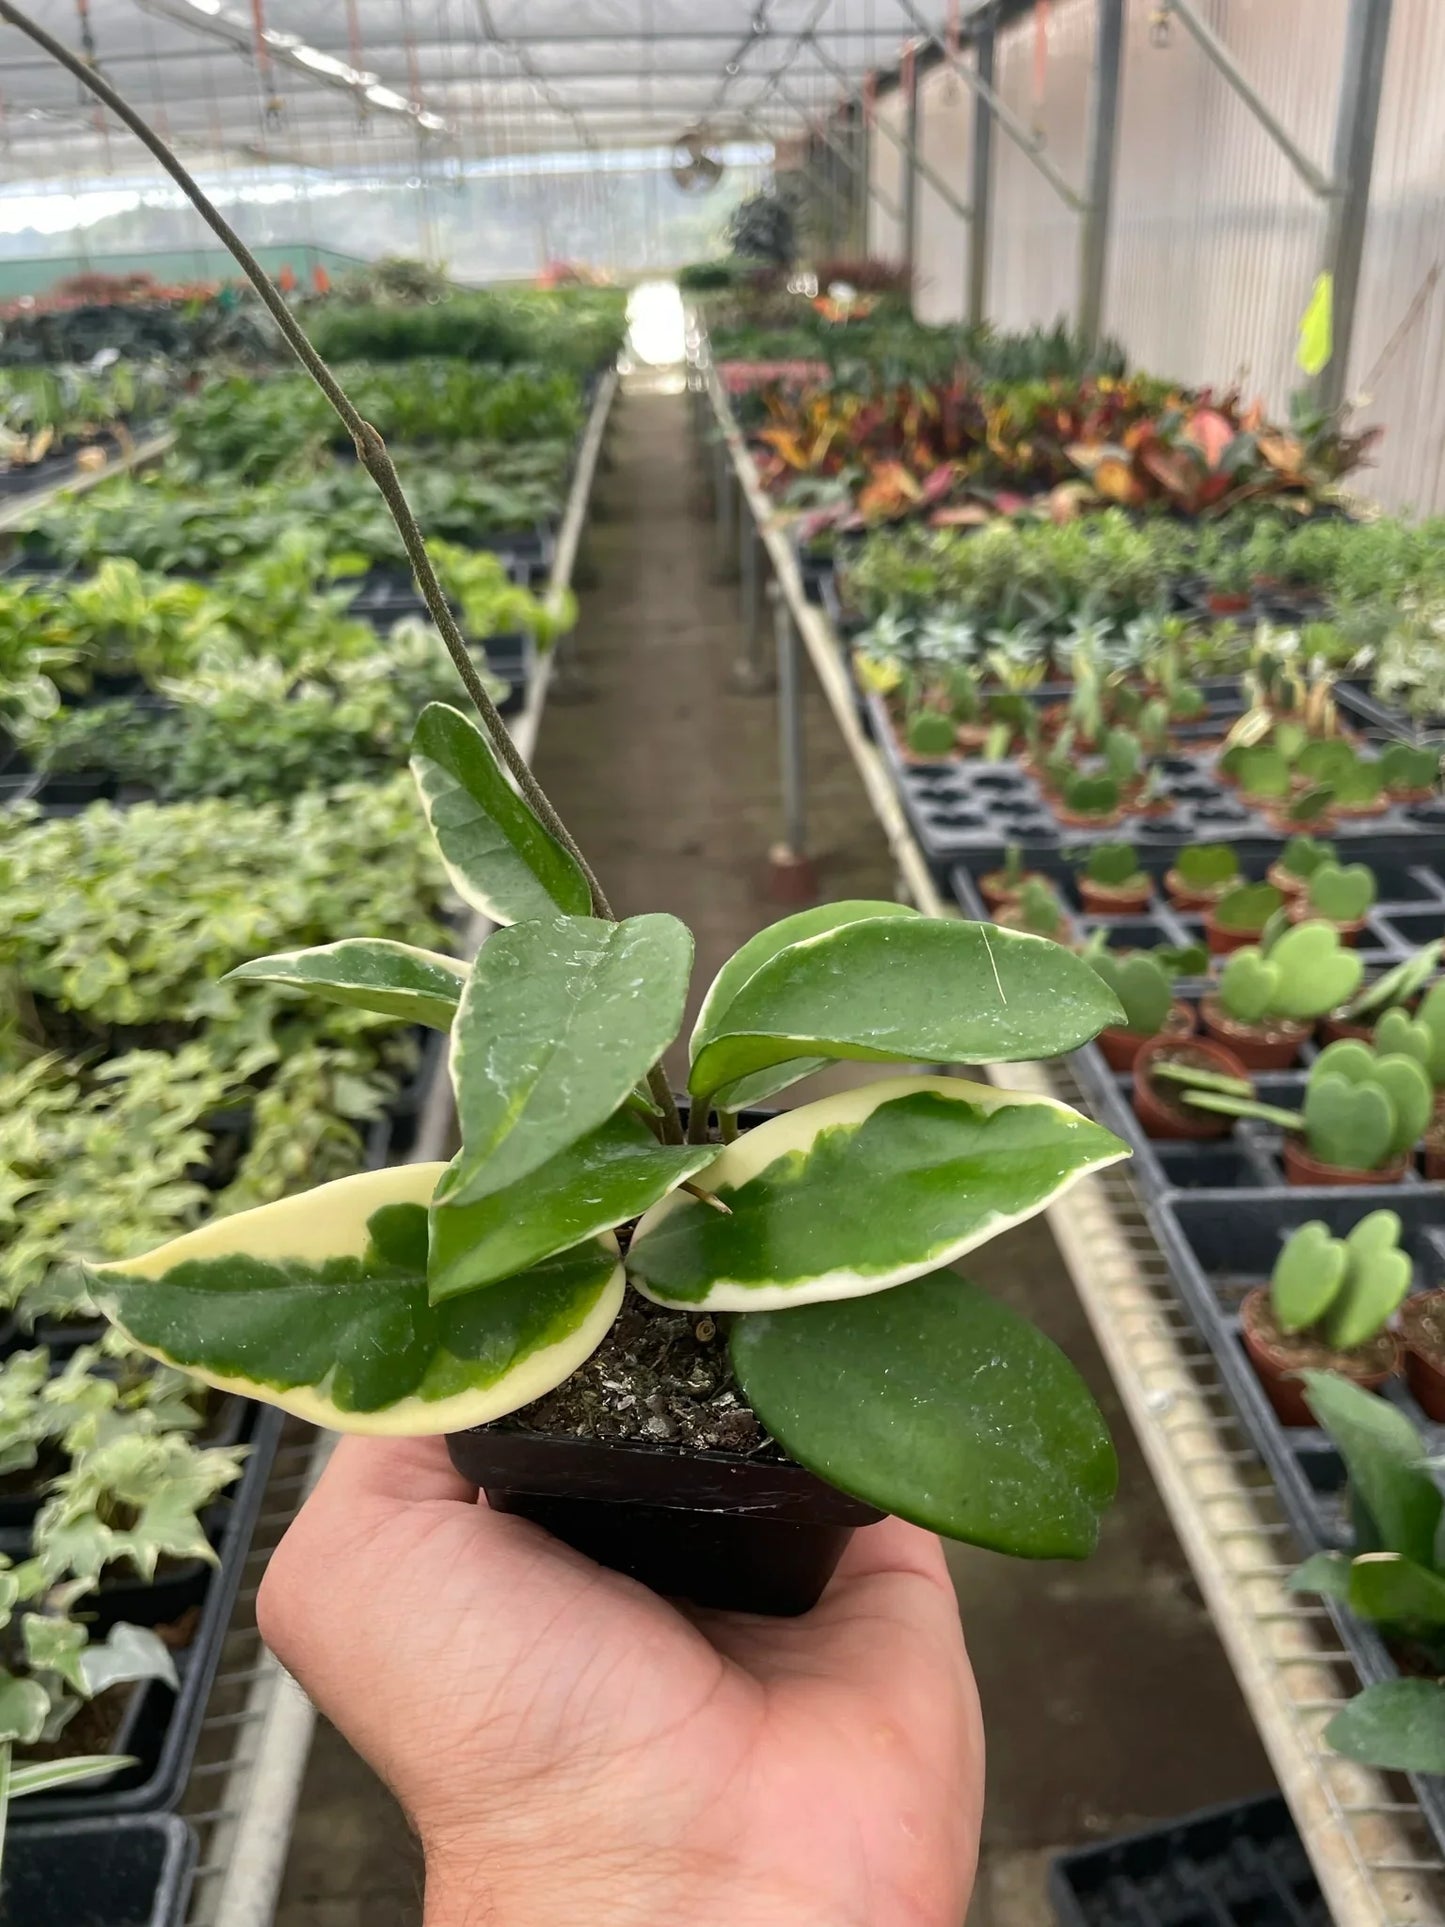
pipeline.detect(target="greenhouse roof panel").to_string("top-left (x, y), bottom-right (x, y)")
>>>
top-left (0, 0), bottom-right (975, 174)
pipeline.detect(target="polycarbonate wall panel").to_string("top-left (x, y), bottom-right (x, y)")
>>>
top-left (867, 88), bottom-right (909, 264)
top-left (912, 61), bottom-right (973, 324)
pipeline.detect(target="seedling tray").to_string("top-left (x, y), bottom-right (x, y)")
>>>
top-left (18, 1404), bottom-right (282, 1819)
top-left (873, 689), bottom-right (1445, 873)
top-left (1049, 1792), bottom-right (1327, 1925)
top-left (3, 1813), bottom-right (196, 1927)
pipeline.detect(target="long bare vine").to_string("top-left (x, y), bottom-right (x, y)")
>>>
top-left (0, 2), bottom-right (688, 1144)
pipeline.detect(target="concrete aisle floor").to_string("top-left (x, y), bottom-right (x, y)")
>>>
top-left (274, 380), bottom-right (1269, 1927)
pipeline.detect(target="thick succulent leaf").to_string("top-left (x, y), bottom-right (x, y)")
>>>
top-left (1326, 1680), bottom-right (1445, 1774)
top-left (1303, 1371), bottom-right (1441, 1569)
top-left (87, 1165), bottom-right (623, 1435)
top-left (688, 918), bottom-right (1124, 1100)
top-left (1287, 1550), bottom-right (1353, 1602)
top-left (1348, 1552), bottom-right (1445, 1628)
top-left (227, 939), bottom-right (467, 1032)
top-left (713, 1058), bottom-right (831, 1114)
top-left (730, 1268), bottom-right (1117, 1558)
top-left (411, 702), bottom-right (591, 924)
top-left (693, 902), bottom-right (918, 1052)
top-left (628, 1076), bottom-right (1129, 1311)
top-left (429, 1114), bottom-right (719, 1302)
top-left (443, 913), bottom-right (693, 1210)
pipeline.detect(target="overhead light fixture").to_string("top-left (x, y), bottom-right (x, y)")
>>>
top-left (182, 0), bottom-right (224, 14)
top-left (365, 83), bottom-right (410, 112)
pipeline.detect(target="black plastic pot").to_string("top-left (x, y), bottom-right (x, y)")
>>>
top-left (1049, 1793), bottom-right (1326, 1926)
top-left (447, 1426), bottom-right (882, 1617)
top-left (3, 1814), bottom-right (196, 1927)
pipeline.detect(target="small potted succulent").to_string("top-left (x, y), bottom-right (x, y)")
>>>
top-left (1293, 859), bottom-right (1377, 944)
top-left (1199, 921), bottom-right (1364, 1068)
top-left (1164, 842), bottom-right (1240, 912)
top-left (1202, 879), bottom-right (1286, 957)
top-left (1082, 937), bottom-right (1206, 1072)
top-left (1181, 1039), bottom-right (1432, 1186)
top-left (1331, 754), bottom-right (1389, 820)
top-left (82, 700), bottom-right (1133, 1612)
top-left (1229, 744), bottom-right (1292, 809)
top-left (1240, 1213), bottom-right (1408, 1425)
top-left (1379, 739), bottom-right (1441, 804)
top-left (1291, 1374), bottom-right (1445, 1778)
top-left (993, 874), bottom-right (1075, 944)
top-left (977, 842), bottom-right (1043, 915)
top-left (1324, 940), bottom-right (1442, 1048)
top-left (1374, 979), bottom-right (1445, 1177)
top-left (1074, 841), bottom-right (1152, 916)
top-left (1130, 1039), bottom-right (1254, 1142)
top-left (1267, 833), bottom-right (1336, 899)
top-left (1054, 770), bottom-right (1123, 830)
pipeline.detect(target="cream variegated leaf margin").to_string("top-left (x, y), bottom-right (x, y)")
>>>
top-left (227, 939), bottom-right (468, 1032)
top-left (627, 1075), bottom-right (1130, 1311)
top-left (87, 1164), bottom-right (624, 1437)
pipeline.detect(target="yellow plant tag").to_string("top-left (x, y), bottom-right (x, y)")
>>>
top-left (1297, 272), bottom-right (1333, 377)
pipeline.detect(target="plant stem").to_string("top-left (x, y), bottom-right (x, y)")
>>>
top-left (0, 3), bottom-right (692, 1150)
top-left (718, 1109), bottom-right (740, 1144)
top-left (686, 1101), bottom-right (714, 1146)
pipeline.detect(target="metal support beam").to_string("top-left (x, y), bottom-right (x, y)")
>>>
top-left (810, 33), bottom-right (971, 225)
top-left (967, 19), bottom-right (994, 326)
top-left (891, 0), bottom-right (1086, 213)
top-left (1162, 0), bottom-right (1336, 200)
top-left (1316, 0), bottom-right (1394, 412)
top-left (773, 586), bottom-right (808, 867)
top-left (1078, 0), bottom-right (1124, 352)
top-left (768, 79), bottom-right (904, 224)
top-left (901, 49), bottom-right (920, 278)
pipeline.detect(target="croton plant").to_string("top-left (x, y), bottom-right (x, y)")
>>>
top-left (86, 697), bottom-right (1132, 1559)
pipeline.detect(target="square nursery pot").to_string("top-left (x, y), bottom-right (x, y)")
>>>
top-left (446, 1425), bottom-right (883, 1618)
top-left (2, 1814), bottom-right (196, 1927)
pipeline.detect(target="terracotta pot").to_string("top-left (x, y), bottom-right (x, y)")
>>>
top-left (1425, 1119), bottom-right (1445, 1183)
top-left (1078, 877), bottom-right (1153, 916)
top-left (1263, 808), bottom-right (1338, 837)
top-left (1199, 992), bottom-right (1310, 1070)
top-left (1266, 861), bottom-right (1311, 898)
top-left (1391, 784), bottom-right (1439, 806)
top-left (977, 871), bottom-right (1038, 913)
top-left (1318, 1010), bottom-right (1375, 1047)
top-left (1053, 804), bottom-right (1125, 830)
top-left (1333, 795), bottom-right (1391, 820)
top-left (1097, 1001), bottom-right (1195, 1074)
top-left (1164, 868), bottom-right (1234, 912)
top-left (1288, 900), bottom-right (1367, 946)
top-left (1203, 905), bottom-right (1271, 956)
top-left (1240, 1287), bottom-right (1398, 1428)
top-left (1207, 590), bottom-right (1251, 615)
top-left (1132, 1032), bottom-right (1253, 1141)
top-left (1281, 1135), bottom-right (1411, 1188)
top-left (954, 722), bottom-right (994, 756)
top-left (1399, 1291), bottom-right (1445, 1421)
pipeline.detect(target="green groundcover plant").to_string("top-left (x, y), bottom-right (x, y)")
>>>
top-left (87, 713), bottom-right (1134, 1560)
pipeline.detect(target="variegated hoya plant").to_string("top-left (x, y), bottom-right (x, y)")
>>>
top-left (83, 696), bottom-right (1132, 1558)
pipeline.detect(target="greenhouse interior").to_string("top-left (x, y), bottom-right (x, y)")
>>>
top-left (3, 0), bottom-right (1445, 1923)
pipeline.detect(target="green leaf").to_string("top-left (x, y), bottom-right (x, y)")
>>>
top-left (1270, 1222), bottom-right (1346, 1333)
top-left (1348, 1552), bottom-right (1445, 1629)
top-left (79, 1622), bottom-right (179, 1698)
top-left (21, 1615), bottom-right (88, 1696)
top-left (0, 1676), bottom-right (49, 1746)
top-left (1287, 1550), bottom-right (1353, 1602)
top-left (444, 914), bottom-right (693, 1210)
top-left (429, 1114), bottom-right (720, 1301)
top-left (693, 902), bottom-right (920, 1111)
top-left (411, 702), bottom-right (590, 924)
top-left (89, 1164), bottom-right (624, 1434)
top-left (1326, 1680), bottom-right (1445, 1774)
top-left (730, 1268), bottom-right (1117, 1558)
top-left (688, 919), bottom-right (1125, 1101)
top-left (227, 939), bottom-right (468, 1032)
top-left (11, 1754), bottom-right (134, 1799)
top-left (1302, 1371), bottom-right (1440, 1568)
top-left (628, 1076), bottom-right (1129, 1310)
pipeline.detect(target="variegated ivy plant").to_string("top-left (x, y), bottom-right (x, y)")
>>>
top-left (83, 698), bottom-right (1131, 1558)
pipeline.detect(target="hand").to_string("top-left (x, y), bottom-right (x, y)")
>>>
top-left (259, 1436), bottom-right (983, 1927)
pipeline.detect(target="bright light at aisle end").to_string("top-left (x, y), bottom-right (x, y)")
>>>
top-left (626, 282), bottom-right (685, 368)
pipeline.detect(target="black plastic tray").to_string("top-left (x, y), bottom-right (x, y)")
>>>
top-left (876, 687), bottom-right (1445, 873)
top-left (19, 1403), bottom-right (282, 1819)
top-left (3, 1813), bottom-right (196, 1927)
top-left (1049, 1793), bottom-right (1327, 1925)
